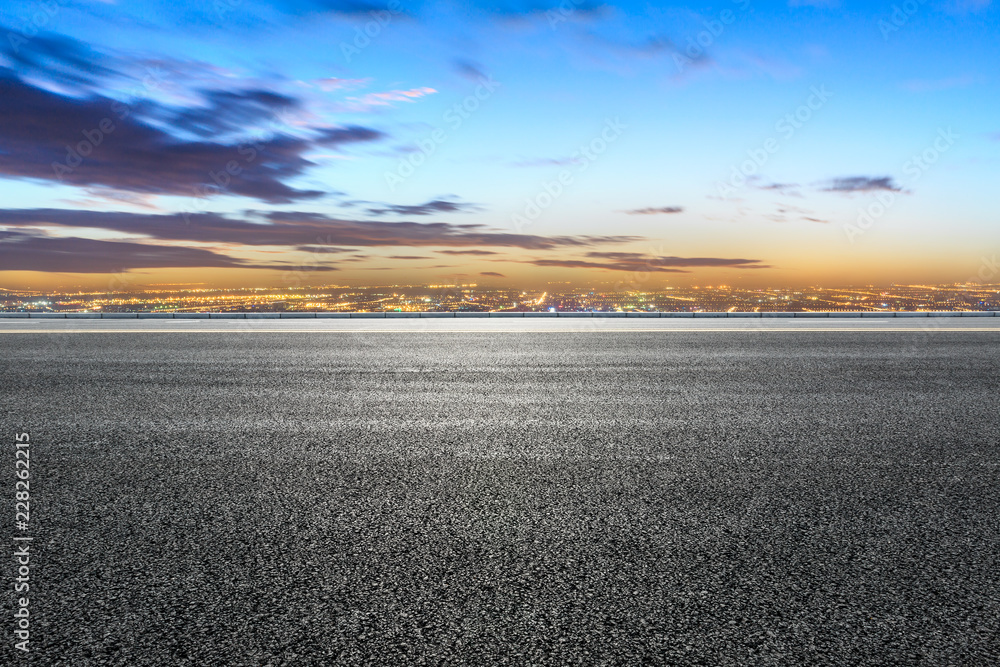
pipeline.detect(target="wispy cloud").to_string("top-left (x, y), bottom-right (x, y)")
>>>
top-left (625, 206), bottom-right (684, 215)
top-left (0, 208), bottom-right (641, 251)
top-left (821, 176), bottom-right (902, 193)
top-left (0, 230), bottom-right (336, 273)
top-left (520, 253), bottom-right (770, 274)
top-left (365, 199), bottom-right (478, 216)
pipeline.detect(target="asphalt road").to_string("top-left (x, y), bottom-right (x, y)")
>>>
top-left (2, 321), bottom-right (999, 665)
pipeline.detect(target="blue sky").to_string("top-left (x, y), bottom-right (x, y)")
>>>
top-left (0, 0), bottom-right (997, 289)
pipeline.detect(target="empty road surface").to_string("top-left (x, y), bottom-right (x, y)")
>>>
top-left (2, 319), bottom-right (999, 665)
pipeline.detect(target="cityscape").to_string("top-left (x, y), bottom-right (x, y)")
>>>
top-left (4, 282), bottom-right (999, 314)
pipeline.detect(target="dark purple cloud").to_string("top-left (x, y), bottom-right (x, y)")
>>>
top-left (625, 206), bottom-right (684, 215)
top-left (0, 208), bottom-right (640, 251)
top-left (1, 33), bottom-right (118, 88)
top-left (822, 176), bottom-right (902, 193)
top-left (0, 231), bottom-right (336, 273)
top-left (0, 71), bottom-right (385, 203)
top-left (480, 271), bottom-right (506, 277)
top-left (365, 199), bottom-right (478, 216)
top-left (521, 253), bottom-right (770, 273)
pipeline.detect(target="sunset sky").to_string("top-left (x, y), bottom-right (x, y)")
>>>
top-left (1, 0), bottom-right (998, 291)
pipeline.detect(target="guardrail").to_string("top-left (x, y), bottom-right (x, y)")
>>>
top-left (0, 311), bottom-right (996, 319)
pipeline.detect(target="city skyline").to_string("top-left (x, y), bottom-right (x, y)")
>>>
top-left (1, 2), bottom-right (998, 289)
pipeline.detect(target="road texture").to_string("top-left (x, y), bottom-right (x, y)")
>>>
top-left (2, 320), bottom-right (999, 665)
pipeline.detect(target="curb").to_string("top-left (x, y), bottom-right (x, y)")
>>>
top-left (2, 311), bottom-right (996, 319)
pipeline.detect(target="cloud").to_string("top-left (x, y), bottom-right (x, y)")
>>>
top-left (521, 253), bottom-right (770, 274)
top-left (387, 255), bottom-right (431, 260)
top-left (0, 71), bottom-right (386, 203)
top-left (161, 88), bottom-right (300, 138)
top-left (344, 87), bottom-right (437, 109)
top-left (0, 32), bottom-right (118, 89)
top-left (625, 206), bottom-right (684, 215)
top-left (294, 245), bottom-right (355, 253)
top-left (489, 0), bottom-right (607, 23)
top-left (365, 199), bottom-right (478, 216)
top-left (313, 77), bottom-right (371, 92)
top-left (437, 249), bottom-right (499, 255)
top-left (0, 230), bottom-right (335, 273)
top-left (821, 176), bottom-right (902, 193)
top-left (274, 0), bottom-right (406, 17)
top-left (0, 208), bottom-right (641, 251)
top-left (900, 75), bottom-right (976, 93)
top-left (454, 59), bottom-right (487, 81)
top-left (480, 271), bottom-right (506, 277)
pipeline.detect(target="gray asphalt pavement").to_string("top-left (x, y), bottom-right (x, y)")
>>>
top-left (3, 321), bottom-right (999, 665)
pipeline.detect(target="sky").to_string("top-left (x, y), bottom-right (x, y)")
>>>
top-left (0, 0), bottom-right (998, 292)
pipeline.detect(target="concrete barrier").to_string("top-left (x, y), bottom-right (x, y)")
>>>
top-left (1, 310), bottom-right (996, 320)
